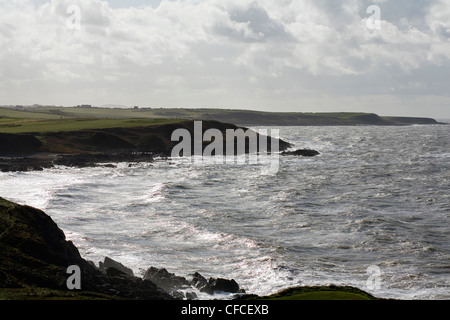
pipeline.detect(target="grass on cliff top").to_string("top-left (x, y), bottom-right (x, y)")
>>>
top-left (254, 286), bottom-right (379, 300)
top-left (0, 118), bottom-right (185, 134)
top-left (1, 106), bottom-right (368, 121)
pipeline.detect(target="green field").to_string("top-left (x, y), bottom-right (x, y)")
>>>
top-left (0, 117), bottom-right (184, 134)
top-left (31, 106), bottom-right (171, 119)
top-left (0, 106), bottom-right (191, 133)
top-left (0, 107), bottom-right (69, 120)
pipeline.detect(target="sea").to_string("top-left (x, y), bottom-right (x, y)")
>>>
top-left (1, 125), bottom-right (449, 300)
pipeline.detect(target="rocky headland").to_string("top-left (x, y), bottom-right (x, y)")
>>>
top-left (0, 120), bottom-right (310, 172)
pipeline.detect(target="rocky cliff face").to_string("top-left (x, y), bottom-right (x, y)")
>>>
top-left (0, 120), bottom-right (293, 172)
top-left (0, 197), bottom-right (172, 299)
top-left (0, 120), bottom-right (291, 157)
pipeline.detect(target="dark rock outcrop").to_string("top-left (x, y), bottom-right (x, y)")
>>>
top-left (0, 133), bottom-right (42, 156)
top-left (191, 272), bottom-right (212, 294)
top-left (208, 277), bottom-right (241, 294)
top-left (143, 267), bottom-right (190, 293)
top-left (0, 156), bottom-right (55, 172)
top-left (99, 257), bottom-right (134, 277)
top-left (281, 149), bottom-right (320, 157)
top-left (143, 268), bottom-right (244, 297)
top-left (190, 272), bottom-right (241, 294)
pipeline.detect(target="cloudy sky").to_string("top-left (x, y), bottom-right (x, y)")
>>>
top-left (1, 0), bottom-right (450, 118)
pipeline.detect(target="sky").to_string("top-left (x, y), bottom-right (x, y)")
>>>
top-left (1, 0), bottom-right (450, 118)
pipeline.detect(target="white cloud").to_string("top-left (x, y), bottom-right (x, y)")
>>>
top-left (0, 0), bottom-right (449, 117)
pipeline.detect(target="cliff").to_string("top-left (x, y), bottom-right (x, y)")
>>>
top-left (0, 196), bottom-right (172, 299)
top-left (0, 120), bottom-right (293, 172)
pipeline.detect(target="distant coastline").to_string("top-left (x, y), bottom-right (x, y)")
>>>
top-left (0, 105), bottom-right (445, 129)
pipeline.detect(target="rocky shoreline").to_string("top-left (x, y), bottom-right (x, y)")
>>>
top-left (0, 152), bottom-right (159, 172)
top-left (0, 196), bottom-right (379, 301)
top-left (95, 257), bottom-right (247, 300)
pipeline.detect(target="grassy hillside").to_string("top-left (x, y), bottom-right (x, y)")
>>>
top-left (0, 107), bottom-right (68, 120)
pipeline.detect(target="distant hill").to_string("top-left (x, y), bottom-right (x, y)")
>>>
top-left (0, 106), bottom-right (443, 127)
top-left (184, 110), bottom-right (440, 126)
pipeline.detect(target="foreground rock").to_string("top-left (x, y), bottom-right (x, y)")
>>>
top-left (0, 197), bottom-right (172, 300)
top-left (143, 267), bottom-right (190, 293)
top-left (99, 256), bottom-right (134, 277)
top-left (190, 272), bottom-right (241, 295)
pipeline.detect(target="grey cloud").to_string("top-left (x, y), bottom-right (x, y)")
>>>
top-left (312, 0), bottom-right (361, 29)
top-left (435, 26), bottom-right (450, 40)
top-left (213, 2), bottom-right (292, 43)
top-left (372, 0), bottom-right (433, 26)
top-left (312, 0), bottom-right (434, 31)
top-left (0, 22), bottom-right (15, 38)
